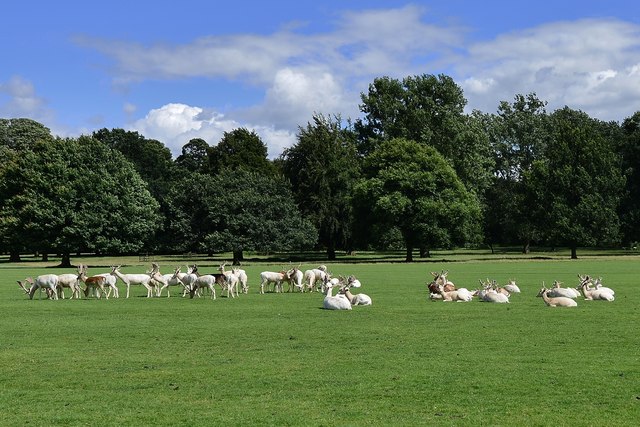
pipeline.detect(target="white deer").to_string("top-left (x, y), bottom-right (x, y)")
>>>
top-left (217, 262), bottom-right (243, 297)
top-left (592, 277), bottom-right (615, 295)
top-left (578, 275), bottom-right (614, 301)
top-left (158, 266), bottom-right (188, 297)
top-left (173, 265), bottom-right (199, 297)
top-left (110, 264), bottom-right (160, 298)
top-left (56, 265), bottom-right (84, 299)
top-left (537, 285), bottom-right (578, 307)
top-left (338, 278), bottom-right (372, 306)
top-left (17, 274), bottom-right (59, 300)
top-left (218, 262), bottom-right (249, 294)
top-left (323, 280), bottom-right (352, 310)
top-left (303, 266), bottom-right (328, 292)
top-left (188, 274), bottom-right (217, 299)
top-left (259, 268), bottom-right (294, 294)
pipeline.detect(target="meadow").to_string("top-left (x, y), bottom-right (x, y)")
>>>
top-left (1, 252), bottom-right (639, 426)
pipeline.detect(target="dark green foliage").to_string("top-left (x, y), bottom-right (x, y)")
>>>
top-left (2, 75), bottom-right (636, 259)
top-left (356, 74), bottom-right (466, 154)
top-left (92, 128), bottom-right (175, 199)
top-left (200, 169), bottom-right (317, 262)
top-left (355, 74), bottom-right (492, 198)
top-left (484, 93), bottom-right (550, 252)
top-left (92, 128), bottom-right (178, 252)
top-left (528, 107), bottom-right (625, 258)
top-left (208, 128), bottom-right (277, 176)
top-left (352, 138), bottom-right (482, 261)
top-left (0, 136), bottom-right (162, 265)
top-left (281, 114), bottom-right (360, 258)
top-left (618, 112), bottom-right (640, 245)
top-left (0, 118), bottom-right (53, 152)
top-left (162, 172), bottom-right (217, 253)
top-left (175, 138), bottom-right (211, 174)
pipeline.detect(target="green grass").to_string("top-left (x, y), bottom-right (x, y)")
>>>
top-left (1, 256), bottom-right (639, 426)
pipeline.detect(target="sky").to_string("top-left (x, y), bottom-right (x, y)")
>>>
top-left (1, 1), bottom-right (639, 158)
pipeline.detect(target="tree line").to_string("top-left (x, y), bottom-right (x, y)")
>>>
top-left (1, 74), bottom-right (639, 266)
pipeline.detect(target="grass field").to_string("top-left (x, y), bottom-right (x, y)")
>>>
top-left (1, 253), bottom-right (639, 426)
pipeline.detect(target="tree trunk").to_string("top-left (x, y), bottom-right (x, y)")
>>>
top-left (9, 250), bottom-right (21, 262)
top-left (232, 250), bottom-right (244, 265)
top-left (419, 246), bottom-right (430, 258)
top-left (58, 252), bottom-right (72, 268)
top-left (327, 243), bottom-right (336, 260)
top-left (405, 245), bottom-right (414, 262)
top-left (570, 246), bottom-right (578, 259)
top-left (522, 240), bottom-right (530, 254)
top-left (42, 253), bottom-right (49, 262)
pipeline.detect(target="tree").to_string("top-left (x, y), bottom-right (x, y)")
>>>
top-left (0, 136), bottom-right (162, 266)
top-left (352, 138), bottom-right (482, 262)
top-left (281, 114), bottom-right (360, 259)
top-left (450, 110), bottom-right (495, 197)
top-left (200, 169), bottom-right (317, 264)
top-left (92, 128), bottom-right (175, 199)
top-left (93, 128), bottom-right (177, 251)
top-left (162, 172), bottom-right (218, 254)
top-left (355, 74), bottom-right (492, 199)
top-left (527, 107), bottom-right (624, 259)
top-left (208, 128), bottom-right (277, 176)
top-left (618, 111), bottom-right (640, 246)
top-left (484, 93), bottom-right (550, 252)
top-left (0, 118), bottom-right (55, 261)
top-left (355, 74), bottom-right (467, 157)
top-left (175, 138), bottom-right (211, 174)
top-left (0, 118), bottom-right (54, 152)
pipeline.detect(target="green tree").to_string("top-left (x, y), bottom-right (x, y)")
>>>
top-left (619, 112), bottom-right (640, 246)
top-left (0, 118), bottom-right (54, 152)
top-left (352, 138), bottom-right (482, 262)
top-left (0, 136), bottom-right (162, 266)
top-left (281, 114), bottom-right (360, 259)
top-left (355, 74), bottom-right (492, 198)
top-left (208, 128), bottom-right (277, 176)
top-left (484, 93), bottom-right (550, 252)
top-left (452, 110), bottom-right (495, 196)
top-left (175, 138), bottom-right (211, 174)
top-left (528, 107), bottom-right (624, 259)
top-left (93, 128), bottom-right (177, 251)
top-left (162, 172), bottom-right (218, 253)
top-left (200, 169), bottom-right (317, 264)
top-left (355, 74), bottom-right (467, 156)
top-left (0, 118), bottom-right (56, 261)
top-left (92, 128), bottom-right (175, 199)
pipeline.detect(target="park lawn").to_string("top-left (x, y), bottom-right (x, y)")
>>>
top-left (0, 257), bottom-right (639, 426)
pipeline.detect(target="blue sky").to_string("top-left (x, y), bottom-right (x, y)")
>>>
top-left (2, 1), bottom-right (639, 157)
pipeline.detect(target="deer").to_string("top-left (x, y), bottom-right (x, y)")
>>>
top-left (109, 264), bottom-right (163, 298)
top-left (17, 274), bottom-right (59, 300)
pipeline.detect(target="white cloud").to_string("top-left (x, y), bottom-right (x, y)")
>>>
top-left (129, 102), bottom-right (295, 159)
top-left (0, 75), bottom-right (52, 122)
top-left (123, 102), bottom-right (137, 115)
top-left (77, 5), bottom-right (462, 85)
top-left (463, 77), bottom-right (496, 94)
top-left (72, 9), bottom-right (640, 159)
top-left (238, 67), bottom-right (354, 131)
top-left (458, 19), bottom-right (640, 120)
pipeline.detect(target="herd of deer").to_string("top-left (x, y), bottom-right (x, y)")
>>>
top-left (16, 265), bottom-right (615, 309)
top-left (16, 262), bottom-right (371, 308)
top-left (427, 270), bottom-right (615, 306)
